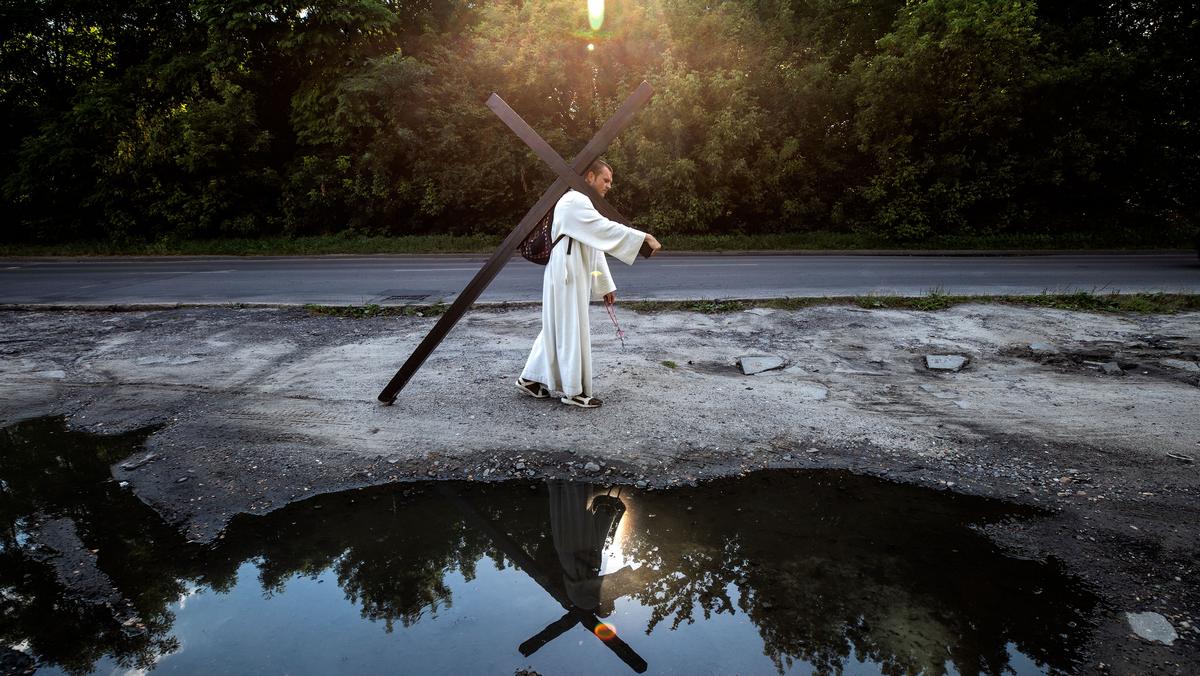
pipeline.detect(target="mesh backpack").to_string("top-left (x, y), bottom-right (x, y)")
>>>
top-left (519, 209), bottom-right (571, 265)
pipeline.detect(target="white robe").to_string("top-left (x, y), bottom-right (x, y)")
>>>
top-left (521, 190), bottom-right (647, 397)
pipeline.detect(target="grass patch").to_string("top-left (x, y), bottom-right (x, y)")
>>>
top-left (0, 234), bottom-right (506, 257)
top-left (297, 292), bottom-right (1198, 320)
top-left (2, 230), bottom-right (1193, 257)
top-left (661, 360), bottom-right (678, 369)
top-left (624, 299), bottom-right (759, 314)
top-left (668, 231), bottom-right (1195, 251)
top-left (854, 290), bottom-right (958, 311)
top-left (625, 292), bottom-right (1200, 315)
top-left (302, 302), bottom-right (450, 318)
top-left (1005, 291), bottom-right (1200, 314)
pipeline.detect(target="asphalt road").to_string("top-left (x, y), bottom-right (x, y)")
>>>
top-left (1, 253), bottom-right (1197, 306)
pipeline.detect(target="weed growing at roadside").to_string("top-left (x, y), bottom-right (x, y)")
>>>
top-left (629, 292), bottom-right (1199, 315)
top-left (303, 302), bottom-right (449, 318)
top-left (303, 293), bottom-right (1198, 320)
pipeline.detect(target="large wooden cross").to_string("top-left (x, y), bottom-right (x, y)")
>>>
top-left (377, 81), bottom-right (654, 404)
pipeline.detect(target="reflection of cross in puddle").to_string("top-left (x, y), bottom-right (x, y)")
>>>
top-left (443, 482), bottom-right (648, 673)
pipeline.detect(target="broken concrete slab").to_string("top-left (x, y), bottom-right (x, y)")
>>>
top-left (924, 355), bottom-right (968, 372)
top-left (793, 384), bottom-right (829, 401)
top-left (1161, 358), bottom-right (1200, 372)
top-left (738, 355), bottom-right (785, 375)
top-left (1101, 361), bottom-right (1124, 376)
top-left (1126, 611), bottom-right (1178, 645)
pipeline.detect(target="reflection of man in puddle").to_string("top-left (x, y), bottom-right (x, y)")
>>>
top-left (548, 482), bottom-right (636, 615)
top-left (508, 481), bottom-right (650, 671)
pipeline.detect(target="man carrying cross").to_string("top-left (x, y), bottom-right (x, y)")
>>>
top-left (517, 159), bottom-right (662, 408)
top-left (376, 82), bottom-right (656, 406)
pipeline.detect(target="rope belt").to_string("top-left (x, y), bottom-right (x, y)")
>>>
top-left (604, 298), bottom-right (626, 349)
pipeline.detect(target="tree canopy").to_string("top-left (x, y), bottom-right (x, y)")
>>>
top-left (1, 0), bottom-right (1195, 245)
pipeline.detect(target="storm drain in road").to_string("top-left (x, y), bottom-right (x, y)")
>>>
top-left (2, 417), bottom-right (1097, 675)
top-left (372, 290), bottom-right (437, 304)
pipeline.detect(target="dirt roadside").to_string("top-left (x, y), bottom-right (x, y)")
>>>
top-left (2, 303), bottom-right (1197, 674)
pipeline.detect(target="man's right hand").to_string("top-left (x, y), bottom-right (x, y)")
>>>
top-left (643, 234), bottom-right (662, 257)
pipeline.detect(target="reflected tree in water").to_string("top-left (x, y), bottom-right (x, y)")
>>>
top-left (0, 419), bottom-right (187, 674)
top-left (1, 419), bottom-right (1095, 675)
top-left (210, 486), bottom-right (497, 632)
top-left (611, 473), bottom-right (1094, 675)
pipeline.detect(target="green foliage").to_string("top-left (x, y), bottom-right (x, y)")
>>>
top-left (626, 293), bottom-right (1200, 315)
top-left (1, 0), bottom-right (1196, 246)
top-left (127, 75), bottom-right (279, 239)
top-left (303, 301), bottom-right (449, 318)
top-left (626, 298), bottom-right (751, 313)
top-left (853, 0), bottom-right (1045, 240)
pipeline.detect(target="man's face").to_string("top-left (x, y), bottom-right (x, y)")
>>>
top-left (586, 166), bottom-right (613, 197)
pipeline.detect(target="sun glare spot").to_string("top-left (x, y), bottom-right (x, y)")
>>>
top-left (593, 622), bottom-right (617, 641)
top-left (588, 0), bottom-right (605, 31)
top-left (587, 43), bottom-right (595, 52)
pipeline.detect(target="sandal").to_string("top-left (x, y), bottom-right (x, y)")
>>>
top-left (560, 394), bottom-right (603, 408)
top-left (516, 377), bottom-right (550, 399)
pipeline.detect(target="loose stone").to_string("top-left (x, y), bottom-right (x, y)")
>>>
top-left (1126, 611), bottom-right (1178, 645)
top-left (924, 355), bottom-right (968, 372)
top-left (1161, 358), bottom-right (1199, 372)
top-left (738, 356), bottom-right (785, 375)
top-left (121, 453), bottom-right (160, 471)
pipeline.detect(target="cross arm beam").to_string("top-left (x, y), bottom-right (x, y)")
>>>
top-left (487, 93), bottom-right (631, 225)
top-left (519, 610), bottom-right (579, 656)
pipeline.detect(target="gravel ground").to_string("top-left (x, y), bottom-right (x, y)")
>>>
top-left (2, 303), bottom-right (1198, 674)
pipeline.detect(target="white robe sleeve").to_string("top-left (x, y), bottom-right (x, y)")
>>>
top-left (559, 192), bottom-right (647, 266)
top-left (589, 250), bottom-right (616, 301)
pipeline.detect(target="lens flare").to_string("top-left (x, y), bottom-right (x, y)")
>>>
top-left (593, 622), bottom-right (617, 641)
top-left (587, 43), bottom-right (595, 52)
top-left (588, 0), bottom-right (605, 31)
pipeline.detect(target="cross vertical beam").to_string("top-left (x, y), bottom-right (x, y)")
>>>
top-left (377, 81), bottom-right (653, 403)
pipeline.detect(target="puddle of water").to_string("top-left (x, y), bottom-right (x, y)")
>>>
top-left (2, 417), bottom-right (1096, 675)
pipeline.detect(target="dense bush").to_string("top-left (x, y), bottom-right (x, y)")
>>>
top-left (2, 0), bottom-right (1196, 245)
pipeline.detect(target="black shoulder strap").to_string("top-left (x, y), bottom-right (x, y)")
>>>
top-left (551, 233), bottom-right (573, 255)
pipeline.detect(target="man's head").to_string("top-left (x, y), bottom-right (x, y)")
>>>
top-left (584, 159), bottom-right (613, 198)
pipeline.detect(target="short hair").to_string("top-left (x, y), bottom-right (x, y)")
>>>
top-left (586, 158), bottom-right (611, 177)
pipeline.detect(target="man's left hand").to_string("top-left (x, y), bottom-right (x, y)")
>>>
top-left (603, 292), bottom-right (615, 305)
